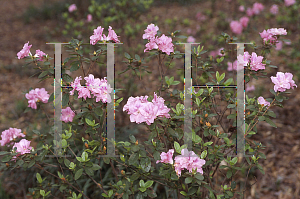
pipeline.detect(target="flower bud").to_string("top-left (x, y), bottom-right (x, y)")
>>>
top-left (135, 140), bottom-right (138, 145)
top-left (200, 118), bottom-right (203, 124)
top-left (121, 170), bottom-right (125, 175)
top-left (171, 32), bottom-right (174, 37)
top-left (103, 146), bottom-right (106, 151)
top-left (205, 113), bottom-right (208, 118)
top-left (6, 163), bottom-right (9, 167)
top-left (85, 143), bottom-right (89, 149)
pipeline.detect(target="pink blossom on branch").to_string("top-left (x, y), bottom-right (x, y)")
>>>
top-left (257, 96), bottom-right (270, 107)
top-left (249, 52), bottom-right (265, 71)
top-left (156, 149), bottom-right (174, 164)
top-left (87, 14), bottom-right (92, 22)
top-left (90, 26), bottom-right (120, 45)
top-left (0, 128), bottom-right (25, 146)
top-left (187, 36), bottom-right (196, 43)
top-left (275, 40), bottom-right (283, 51)
top-left (25, 88), bottom-right (50, 109)
top-left (12, 139), bottom-right (33, 160)
top-left (246, 8), bottom-right (254, 17)
top-left (142, 23), bottom-right (159, 40)
top-left (123, 93), bottom-right (170, 125)
top-left (156, 34), bottom-right (174, 55)
top-left (34, 49), bottom-right (47, 61)
top-left (239, 5), bottom-right (245, 12)
top-left (271, 72), bottom-right (297, 92)
top-left (174, 148), bottom-right (206, 177)
top-left (17, 41), bottom-right (32, 59)
top-left (61, 107), bottom-right (75, 123)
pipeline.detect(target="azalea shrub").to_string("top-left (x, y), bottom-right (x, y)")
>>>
top-left (0, 22), bottom-right (298, 199)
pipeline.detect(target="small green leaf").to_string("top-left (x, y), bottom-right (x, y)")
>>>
top-left (36, 173), bottom-right (43, 183)
top-left (75, 169), bottom-right (83, 180)
top-left (62, 93), bottom-right (69, 107)
top-left (174, 141), bottom-right (181, 154)
top-left (201, 150), bottom-right (207, 159)
top-left (265, 117), bottom-right (277, 128)
top-left (144, 181), bottom-right (153, 188)
top-left (124, 52), bottom-right (131, 59)
top-left (185, 177), bottom-right (193, 184)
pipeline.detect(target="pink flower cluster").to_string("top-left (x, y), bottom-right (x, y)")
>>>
top-left (70, 74), bottom-right (113, 103)
top-left (156, 148), bottom-right (206, 177)
top-left (12, 139), bottom-right (33, 160)
top-left (90, 26), bottom-right (120, 45)
top-left (0, 128), bottom-right (25, 146)
top-left (61, 107), bottom-right (75, 123)
top-left (259, 28), bottom-right (287, 44)
top-left (25, 88), bottom-right (50, 109)
top-left (285, 0), bottom-right (296, 6)
top-left (68, 4), bottom-right (77, 13)
top-left (271, 72), bottom-right (297, 92)
top-left (257, 96), bottom-right (270, 107)
top-left (270, 4), bottom-right (279, 15)
top-left (123, 93), bottom-right (170, 125)
top-left (17, 41), bottom-right (47, 61)
top-left (246, 2), bottom-right (264, 17)
top-left (237, 52), bottom-right (265, 71)
top-left (230, 17), bottom-right (249, 35)
top-left (143, 24), bottom-right (174, 55)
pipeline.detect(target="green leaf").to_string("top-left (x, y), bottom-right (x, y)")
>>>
top-left (180, 191), bottom-right (187, 196)
top-left (267, 110), bottom-right (276, 118)
top-left (36, 173), bottom-right (43, 183)
top-left (185, 177), bottom-right (193, 184)
top-left (227, 104), bottom-right (236, 109)
top-left (1, 155), bottom-right (11, 162)
top-left (85, 118), bottom-right (95, 127)
top-left (130, 173), bottom-right (140, 181)
top-left (0, 151), bottom-right (9, 155)
top-left (226, 170), bottom-right (232, 179)
top-left (92, 164), bottom-right (101, 170)
top-left (38, 71), bottom-right (48, 79)
top-left (70, 61), bottom-right (80, 72)
top-left (144, 181), bottom-right (153, 188)
top-left (230, 157), bottom-right (238, 165)
top-left (257, 164), bottom-right (265, 175)
top-left (258, 116), bottom-right (265, 121)
top-left (28, 160), bottom-right (35, 168)
top-left (265, 117), bottom-right (277, 128)
top-left (201, 150), bottom-right (207, 159)
top-left (174, 141), bottom-right (181, 154)
top-left (64, 158), bottom-right (70, 167)
top-left (75, 168), bottom-right (83, 180)
top-left (187, 187), bottom-right (197, 196)
top-left (62, 93), bottom-right (69, 107)
top-left (48, 93), bottom-right (54, 103)
top-left (224, 78), bottom-right (233, 86)
top-left (124, 52), bottom-right (131, 59)
top-left (40, 190), bottom-right (45, 196)
top-left (85, 167), bottom-right (94, 176)
top-left (195, 173), bottom-right (204, 181)
top-left (275, 95), bottom-right (283, 102)
top-left (62, 74), bottom-right (73, 83)
top-left (129, 153), bottom-right (139, 165)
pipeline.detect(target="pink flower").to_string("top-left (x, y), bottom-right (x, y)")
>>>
top-left (250, 52), bottom-right (265, 71)
top-left (257, 96), bottom-right (270, 107)
top-left (12, 139), bottom-right (33, 156)
top-left (285, 0), bottom-right (296, 6)
top-left (25, 88), bottom-right (49, 109)
top-left (237, 51), bottom-right (251, 69)
top-left (87, 14), bottom-right (92, 22)
top-left (275, 40), bottom-right (283, 50)
top-left (0, 128), bottom-right (25, 146)
top-left (68, 4), bottom-right (77, 13)
top-left (230, 21), bottom-right (243, 35)
top-left (246, 85), bottom-right (255, 92)
top-left (270, 4), bottom-right (279, 15)
top-left (218, 48), bottom-right (225, 56)
top-left (271, 72), bottom-right (297, 92)
top-left (106, 26), bottom-right (120, 43)
top-left (61, 107), bottom-right (75, 123)
top-left (156, 149), bottom-right (174, 164)
top-left (174, 148), bottom-right (206, 176)
top-left (252, 3), bottom-right (264, 15)
top-left (156, 34), bottom-right (174, 55)
top-left (227, 60), bottom-right (237, 71)
top-left (239, 5), bottom-right (245, 12)
top-left (123, 93), bottom-right (170, 125)
top-left (152, 92), bottom-right (171, 119)
top-left (34, 49), bottom-right (46, 61)
top-left (17, 41), bottom-right (32, 59)
top-left (143, 24), bottom-right (159, 40)
top-left (239, 16), bottom-right (249, 28)
top-left (209, 51), bottom-right (217, 58)
top-left (259, 28), bottom-right (287, 44)
top-left (90, 26), bottom-right (104, 45)
top-left (246, 8), bottom-right (254, 17)
top-left (90, 26), bottom-right (120, 45)
top-left (144, 39), bottom-right (158, 53)
top-left (187, 36), bottom-right (196, 43)
top-left (70, 76), bottom-right (82, 95)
